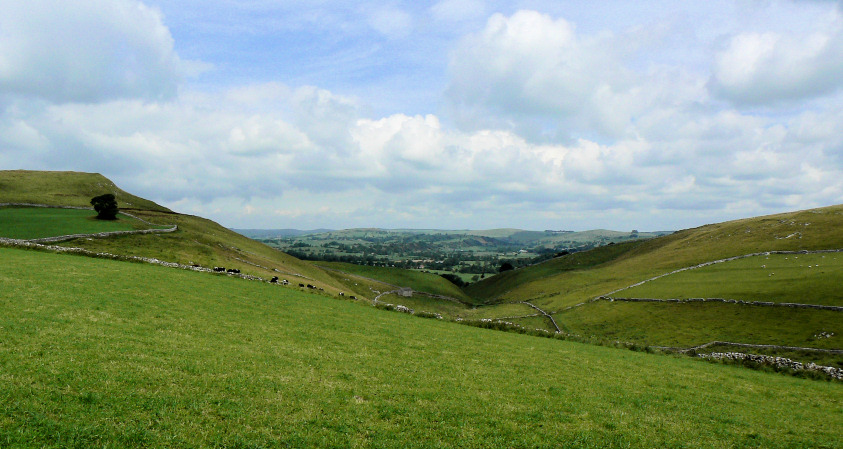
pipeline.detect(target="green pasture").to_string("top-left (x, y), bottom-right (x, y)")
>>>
top-left (621, 252), bottom-right (843, 306)
top-left (465, 205), bottom-right (843, 313)
top-left (1, 247), bottom-right (841, 448)
top-left (50, 209), bottom-right (353, 295)
top-left (557, 301), bottom-right (843, 367)
top-left (0, 207), bottom-right (152, 239)
top-left (317, 261), bottom-right (473, 302)
top-left (465, 241), bottom-right (642, 304)
top-left (375, 292), bottom-right (470, 316)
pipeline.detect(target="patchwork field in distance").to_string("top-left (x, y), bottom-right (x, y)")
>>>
top-left (1, 246), bottom-right (840, 448)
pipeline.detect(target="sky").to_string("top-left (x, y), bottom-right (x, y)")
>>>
top-left (1, 0), bottom-right (842, 231)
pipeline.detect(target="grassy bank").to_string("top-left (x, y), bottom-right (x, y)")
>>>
top-left (1, 247), bottom-right (841, 448)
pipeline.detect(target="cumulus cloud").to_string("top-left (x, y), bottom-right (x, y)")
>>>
top-left (710, 10), bottom-right (843, 105)
top-left (2, 70), bottom-right (840, 229)
top-left (0, 0), bottom-right (192, 103)
top-left (446, 10), bottom-right (661, 140)
top-left (1, 2), bottom-right (842, 231)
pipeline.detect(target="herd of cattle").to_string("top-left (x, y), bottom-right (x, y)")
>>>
top-left (211, 267), bottom-right (356, 299)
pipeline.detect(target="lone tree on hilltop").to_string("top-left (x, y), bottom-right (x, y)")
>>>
top-left (91, 193), bottom-right (118, 220)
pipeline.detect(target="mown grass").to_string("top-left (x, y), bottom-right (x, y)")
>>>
top-left (1, 247), bottom-right (841, 448)
top-left (621, 253), bottom-right (843, 306)
top-left (0, 207), bottom-right (161, 239)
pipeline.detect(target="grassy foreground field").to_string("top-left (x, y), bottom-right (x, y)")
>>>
top-left (1, 247), bottom-right (841, 448)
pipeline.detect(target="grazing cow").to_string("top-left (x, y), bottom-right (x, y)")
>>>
top-left (270, 276), bottom-right (278, 283)
top-left (281, 279), bottom-right (289, 285)
top-left (299, 283), bottom-right (305, 287)
top-left (349, 295), bottom-right (357, 300)
top-left (214, 267), bottom-right (225, 272)
top-left (307, 284), bottom-right (315, 289)
top-left (227, 268), bottom-right (240, 274)
top-left (339, 292), bottom-right (345, 296)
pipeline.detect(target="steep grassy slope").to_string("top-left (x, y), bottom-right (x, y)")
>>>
top-left (469, 204), bottom-right (843, 311)
top-left (459, 205), bottom-right (843, 366)
top-left (0, 170), bottom-right (369, 297)
top-left (1, 247), bottom-right (840, 448)
top-left (621, 252), bottom-right (843, 306)
top-left (0, 170), bottom-right (171, 212)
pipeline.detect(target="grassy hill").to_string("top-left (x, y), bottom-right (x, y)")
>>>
top-left (0, 170), bottom-right (385, 299)
top-left (461, 205), bottom-right (843, 366)
top-left (1, 246), bottom-right (840, 448)
top-left (0, 170), bottom-right (171, 212)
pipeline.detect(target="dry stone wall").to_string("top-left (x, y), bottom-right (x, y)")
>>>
top-left (1, 203), bottom-right (178, 243)
top-left (699, 352), bottom-right (843, 380)
top-left (598, 296), bottom-right (843, 311)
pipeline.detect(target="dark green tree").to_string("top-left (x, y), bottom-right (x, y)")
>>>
top-left (90, 193), bottom-right (118, 220)
top-left (499, 262), bottom-right (515, 272)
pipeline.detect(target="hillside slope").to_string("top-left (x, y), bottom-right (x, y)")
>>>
top-left (2, 246), bottom-right (840, 448)
top-left (0, 170), bottom-right (390, 298)
top-left (0, 170), bottom-right (172, 212)
top-left (463, 204), bottom-right (843, 366)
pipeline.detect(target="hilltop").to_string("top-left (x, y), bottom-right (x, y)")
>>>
top-left (0, 170), bottom-right (172, 212)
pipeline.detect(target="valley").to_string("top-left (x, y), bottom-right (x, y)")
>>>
top-left (1, 170), bottom-right (841, 447)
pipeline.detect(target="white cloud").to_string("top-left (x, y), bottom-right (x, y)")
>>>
top-left (1, 1), bottom-right (842, 232)
top-left (366, 5), bottom-right (414, 39)
top-left (710, 10), bottom-right (843, 105)
top-left (446, 10), bottom-right (653, 140)
top-left (0, 0), bottom-right (190, 103)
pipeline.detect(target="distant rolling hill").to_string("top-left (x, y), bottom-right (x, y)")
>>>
top-left (233, 228), bottom-right (335, 238)
top-left (244, 226), bottom-right (671, 248)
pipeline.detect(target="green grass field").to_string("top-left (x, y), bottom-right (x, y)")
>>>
top-left (317, 261), bottom-right (473, 302)
top-left (1, 247), bottom-right (841, 448)
top-left (0, 207), bottom-right (160, 239)
top-left (621, 252), bottom-right (843, 306)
